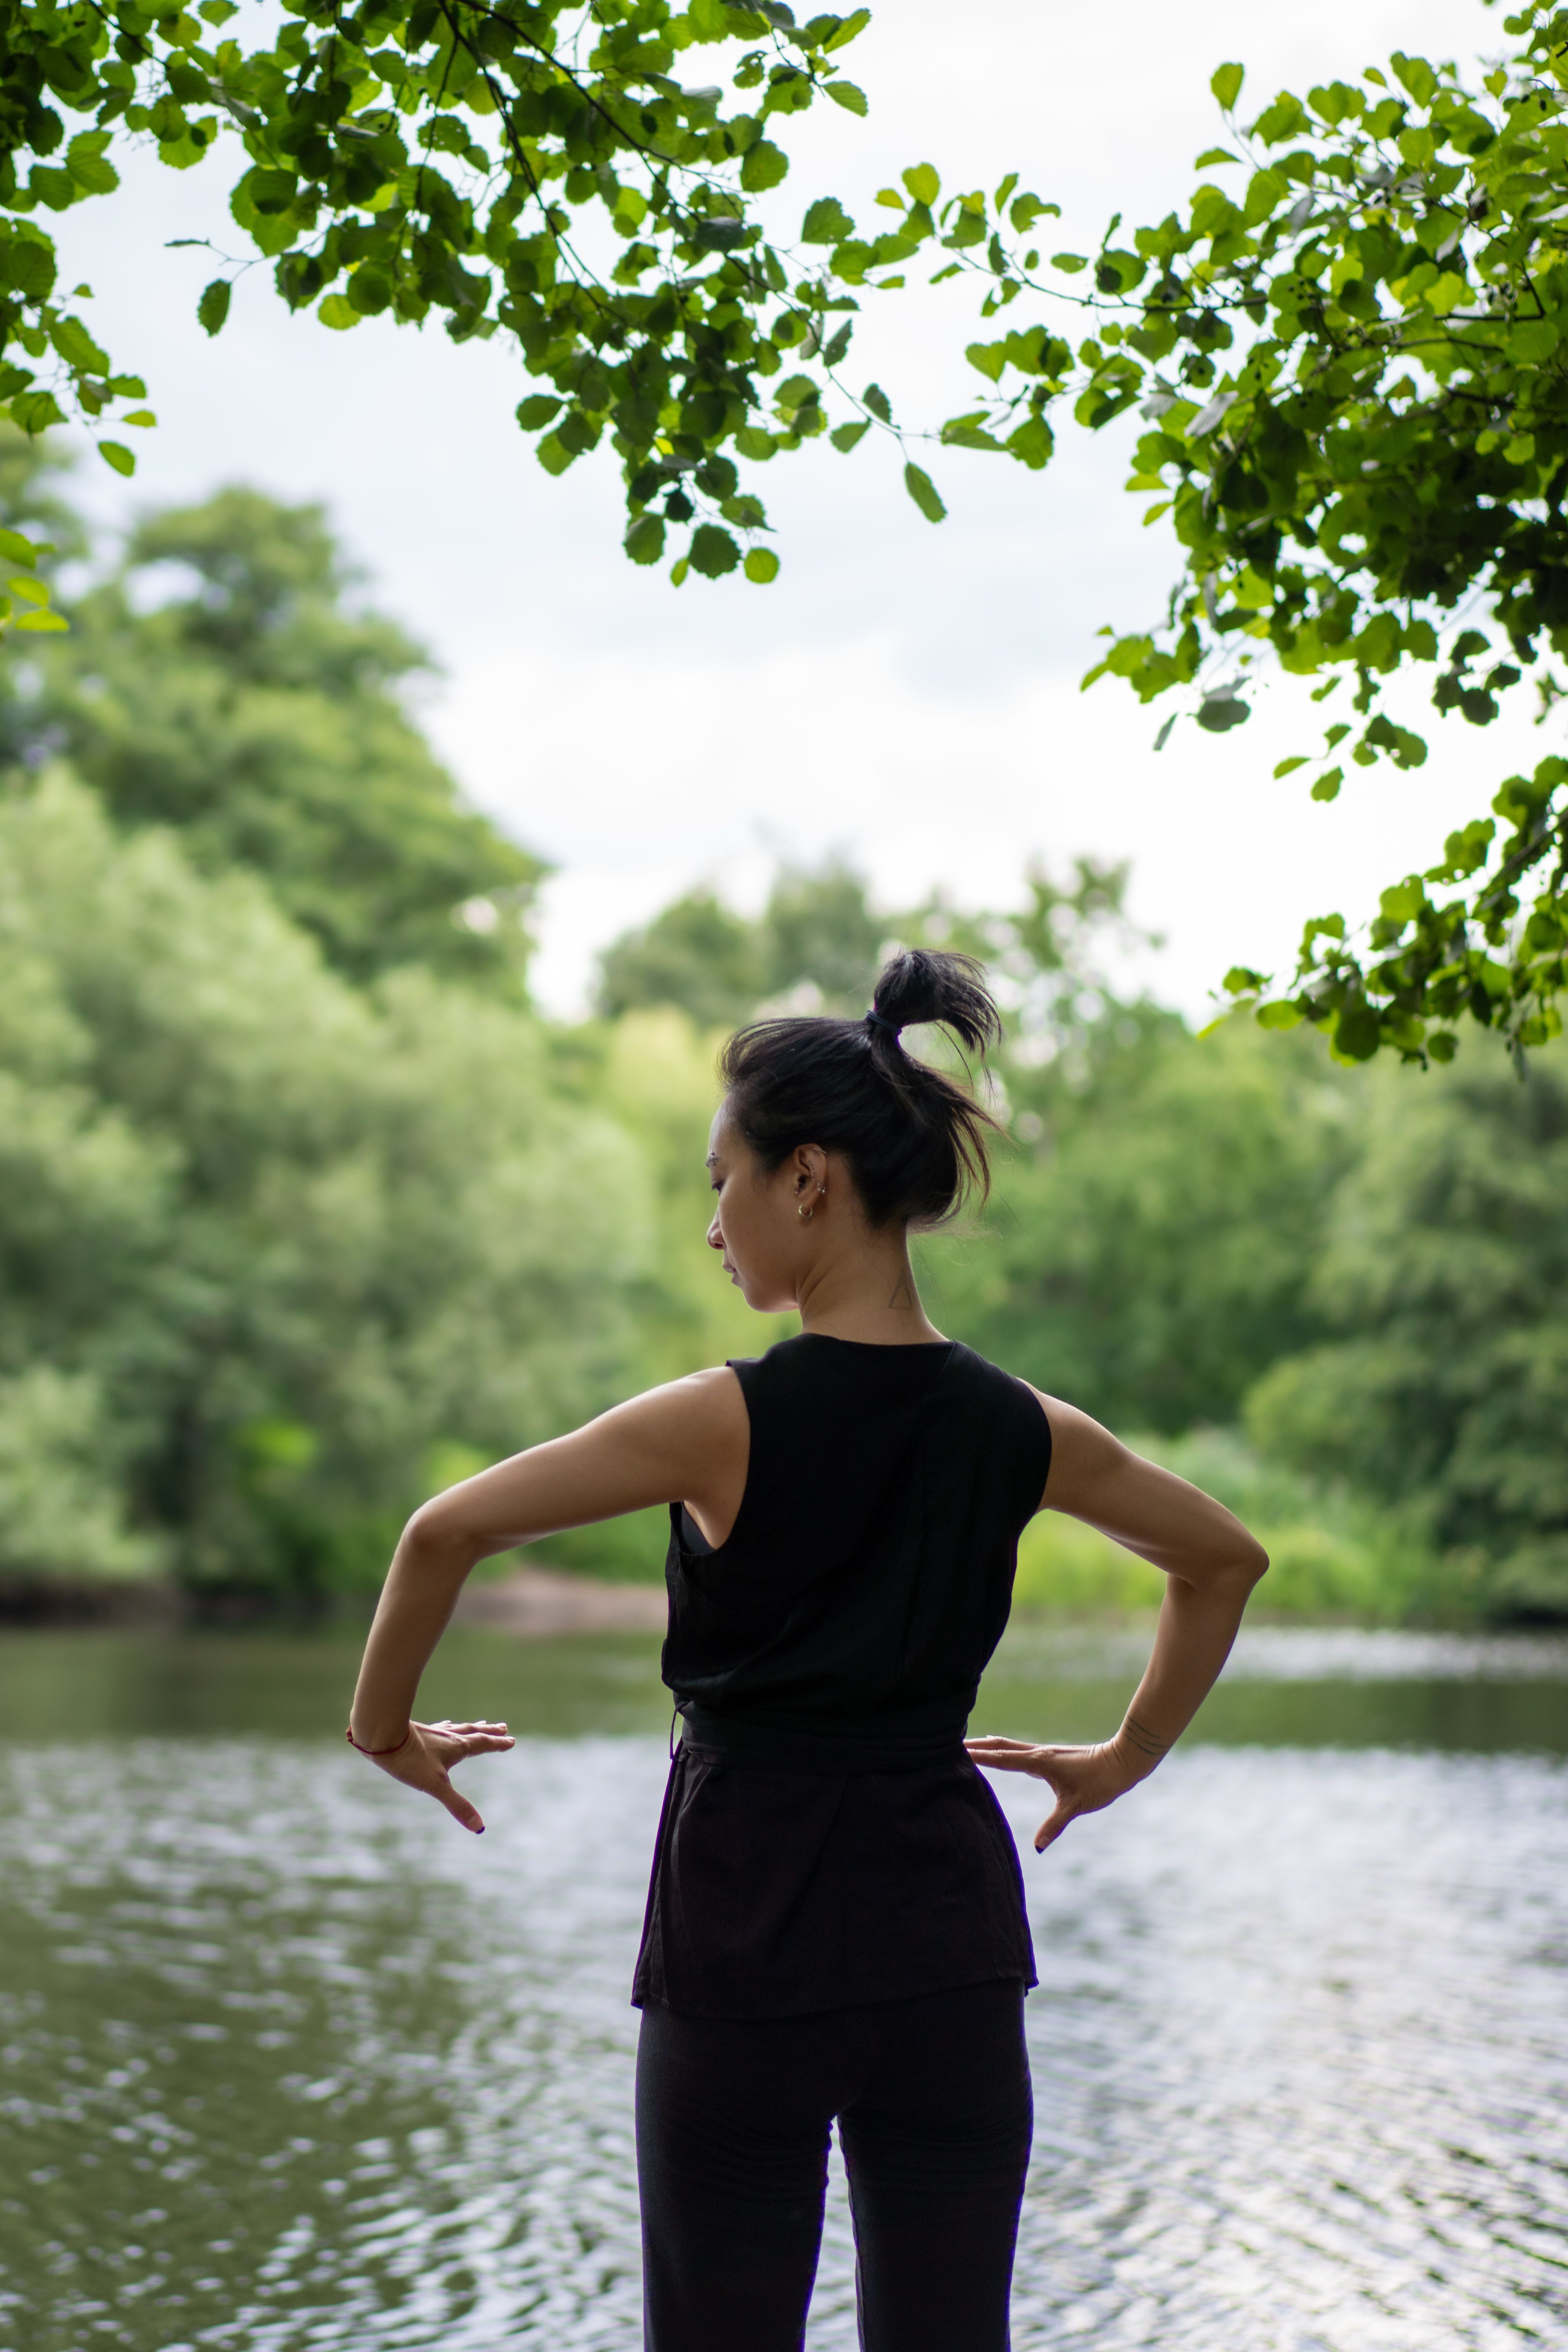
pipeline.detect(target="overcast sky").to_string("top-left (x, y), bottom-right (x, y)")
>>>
top-left (48, 0), bottom-right (1529, 1016)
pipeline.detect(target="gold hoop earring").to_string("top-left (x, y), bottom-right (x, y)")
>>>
top-left (798, 1202), bottom-right (813, 1222)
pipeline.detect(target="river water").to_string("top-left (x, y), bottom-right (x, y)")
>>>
top-left (1, 1621), bottom-right (1565, 2352)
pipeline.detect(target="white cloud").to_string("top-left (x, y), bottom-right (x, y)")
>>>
top-left (440, 633), bottom-right (1537, 1020)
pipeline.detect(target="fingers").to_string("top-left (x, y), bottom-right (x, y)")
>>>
top-left (435, 1771), bottom-right (486, 1836)
top-left (418, 1718), bottom-right (514, 1745)
top-left (966, 1738), bottom-right (1061, 1780)
top-left (1033, 1795), bottom-right (1077, 1854)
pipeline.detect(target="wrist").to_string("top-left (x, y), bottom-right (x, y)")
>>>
top-left (1110, 1716), bottom-right (1170, 1778)
top-left (347, 1719), bottom-right (412, 1757)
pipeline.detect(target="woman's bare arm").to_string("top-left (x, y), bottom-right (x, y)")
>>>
top-left (346, 1367), bottom-right (748, 1830)
top-left (967, 1393), bottom-right (1268, 1852)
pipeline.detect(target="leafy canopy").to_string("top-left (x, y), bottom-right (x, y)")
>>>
top-left (0, 0), bottom-right (893, 602)
top-left (846, 3), bottom-right (1568, 1065)
top-left (13, 0), bottom-right (1568, 1060)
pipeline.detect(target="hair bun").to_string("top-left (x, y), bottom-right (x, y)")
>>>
top-left (868, 949), bottom-right (1002, 1058)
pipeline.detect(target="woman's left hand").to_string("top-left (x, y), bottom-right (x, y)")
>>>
top-left (355, 1718), bottom-right (515, 1834)
top-left (965, 1734), bottom-right (1150, 1853)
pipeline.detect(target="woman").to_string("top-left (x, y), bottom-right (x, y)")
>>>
top-left (347, 949), bottom-right (1268, 2352)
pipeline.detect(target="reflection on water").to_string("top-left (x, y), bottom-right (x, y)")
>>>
top-left (0, 1627), bottom-right (1564, 2351)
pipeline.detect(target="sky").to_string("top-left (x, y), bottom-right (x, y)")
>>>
top-left (44, 0), bottom-right (1534, 1017)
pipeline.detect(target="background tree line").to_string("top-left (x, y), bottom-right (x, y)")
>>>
top-left (3, 431), bottom-right (1566, 1623)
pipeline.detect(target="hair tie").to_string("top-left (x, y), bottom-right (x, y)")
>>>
top-left (864, 1009), bottom-right (901, 1041)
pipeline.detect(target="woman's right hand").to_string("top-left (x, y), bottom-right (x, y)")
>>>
top-left (353, 1718), bottom-right (515, 1834)
top-left (965, 1734), bottom-right (1152, 1853)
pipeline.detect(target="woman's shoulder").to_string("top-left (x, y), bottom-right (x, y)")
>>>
top-left (945, 1339), bottom-right (1045, 1403)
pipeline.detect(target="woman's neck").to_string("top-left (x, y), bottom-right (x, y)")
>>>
top-left (793, 1232), bottom-right (945, 1345)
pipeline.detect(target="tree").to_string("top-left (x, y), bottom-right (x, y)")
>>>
top-left (598, 886), bottom-right (764, 1027)
top-left (0, 767), bottom-right (656, 1596)
top-left (918, 1018), bottom-right (1354, 1434)
top-left (1247, 1043), bottom-right (1568, 1621)
top-left (4, 449), bottom-right (544, 988)
top-left (762, 855), bottom-right (883, 1010)
top-left (595, 854), bottom-right (882, 1023)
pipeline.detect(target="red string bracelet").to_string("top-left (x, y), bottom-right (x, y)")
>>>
top-left (346, 1724), bottom-right (413, 1757)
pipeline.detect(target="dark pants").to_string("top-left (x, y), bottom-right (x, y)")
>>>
top-left (635, 1977), bottom-right (1033, 2352)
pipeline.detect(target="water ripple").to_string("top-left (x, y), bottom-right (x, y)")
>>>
top-left (0, 1737), bottom-right (1563, 2349)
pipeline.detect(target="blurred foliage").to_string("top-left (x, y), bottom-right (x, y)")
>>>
top-left (1247, 1046), bottom-right (1568, 1624)
top-left (597, 854), bottom-right (885, 1025)
top-left (0, 767), bottom-right (654, 1597)
top-left (1015, 1429), bottom-right (1457, 1625)
top-left (598, 889), bottom-right (765, 1030)
top-left (2, 438), bottom-right (543, 988)
top-left (919, 1017), bottom-right (1356, 1434)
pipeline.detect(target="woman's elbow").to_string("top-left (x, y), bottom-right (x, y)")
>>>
top-left (400, 1497), bottom-right (480, 1574)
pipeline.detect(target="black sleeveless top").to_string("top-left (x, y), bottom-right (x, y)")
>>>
top-left (632, 1335), bottom-right (1051, 2018)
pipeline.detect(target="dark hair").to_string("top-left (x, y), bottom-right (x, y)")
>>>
top-left (718, 949), bottom-right (1005, 1228)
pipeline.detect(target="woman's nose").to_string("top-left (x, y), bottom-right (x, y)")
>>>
top-left (706, 1215), bottom-right (724, 1251)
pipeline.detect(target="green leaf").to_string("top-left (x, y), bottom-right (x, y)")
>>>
top-left (1508, 320), bottom-right (1560, 363)
top-left (121, 410), bottom-right (156, 428)
top-left (1273, 756), bottom-right (1309, 778)
top-left (740, 140), bottom-right (789, 193)
top-left (1224, 966), bottom-right (1268, 995)
top-left (13, 608), bottom-right (68, 632)
top-left (317, 295), bottom-right (360, 332)
top-left (903, 462), bottom-right (946, 523)
top-left (624, 516), bottom-right (666, 566)
top-left (688, 525), bottom-right (741, 577)
top-left (6, 574), bottom-right (47, 605)
top-left (824, 81), bottom-right (868, 114)
top-left (966, 341), bottom-right (1007, 383)
top-left (744, 546), bottom-right (780, 582)
top-left (1051, 252), bottom-right (1088, 274)
top-left (831, 418), bottom-right (871, 451)
top-left (197, 279), bottom-right (232, 337)
top-left (1195, 694), bottom-right (1248, 732)
top-left (515, 395), bottom-right (564, 429)
top-left (1256, 999), bottom-right (1304, 1029)
top-left (902, 163), bottom-right (940, 207)
top-left (1194, 147), bottom-right (1239, 167)
top-left (670, 558), bottom-right (690, 587)
top-left (97, 441), bottom-right (135, 477)
top-left (802, 197), bottom-right (855, 244)
top-left (0, 528), bottom-right (39, 568)
top-left (9, 393), bottom-right (66, 434)
top-left (1210, 61), bottom-right (1244, 110)
top-left (1310, 766), bottom-right (1344, 803)
top-left (823, 6), bottom-right (871, 48)
top-left (1379, 877), bottom-right (1427, 923)
top-left (862, 382), bottom-right (892, 423)
top-left (1427, 1032), bottom-right (1458, 1063)
top-left (1333, 997), bottom-right (1382, 1061)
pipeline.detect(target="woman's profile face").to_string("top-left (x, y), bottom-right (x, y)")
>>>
top-left (706, 1104), bottom-right (821, 1314)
